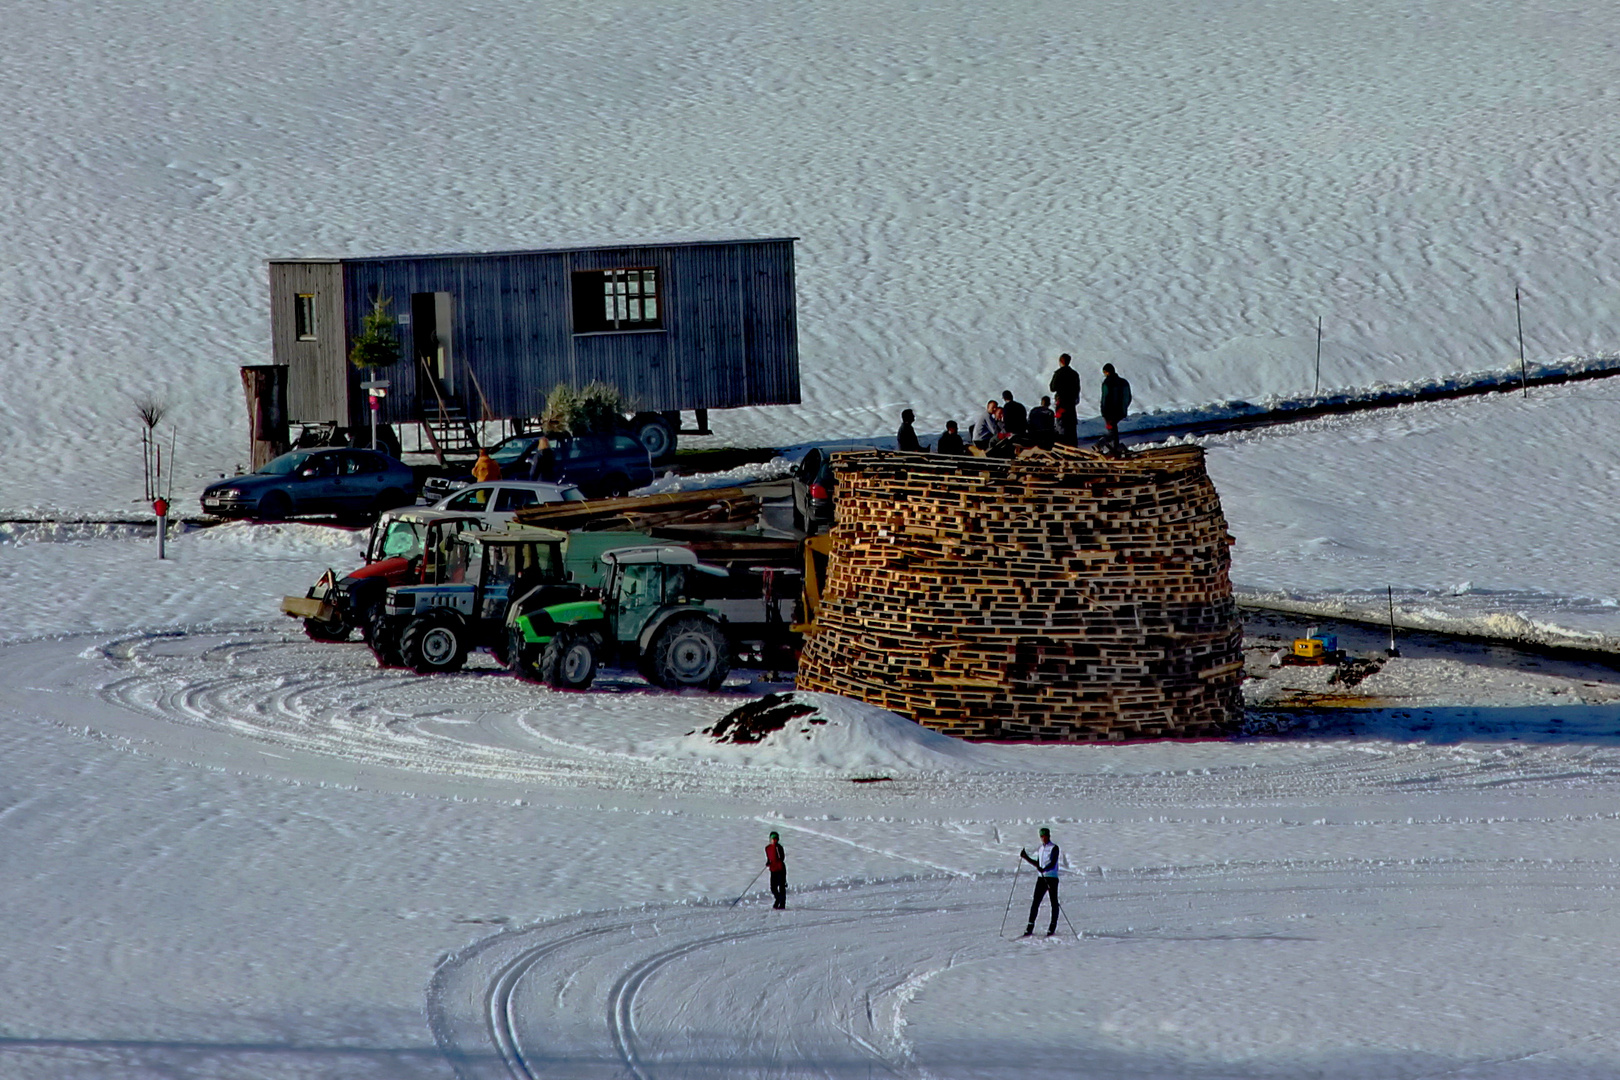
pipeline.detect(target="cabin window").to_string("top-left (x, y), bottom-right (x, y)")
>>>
top-left (294, 294), bottom-right (317, 340)
top-left (572, 268), bottom-right (661, 333)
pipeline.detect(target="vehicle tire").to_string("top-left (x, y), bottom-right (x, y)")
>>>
top-left (302, 616), bottom-right (350, 642)
top-left (601, 473), bottom-right (631, 499)
top-left (401, 612), bottom-right (468, 674)
top-left (368, 610), bottom-right (405, 669)
top-left (507, 625), bottom-right (543, 682)
top-left (539, 627), bottom-right (598, 690)
top-left (647, 615), bottom-right (730, 690)
top-left (257, 490), bottom-right (291, 521)
top-left (630, 412), bottom-right (677, 463)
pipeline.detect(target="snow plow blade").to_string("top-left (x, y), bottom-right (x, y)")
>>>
top-left (280, 596), bottom-right (332, 620)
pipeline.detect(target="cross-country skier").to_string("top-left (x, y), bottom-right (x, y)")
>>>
top-left (766, 831), bottom-right (788, 909)
top-left (1020, 827), bottom-right (1061, 936)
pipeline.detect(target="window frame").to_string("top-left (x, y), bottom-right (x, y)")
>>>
top-left (571, 267), bottom-right (664, 335)
top-left (294, 294), bottom-right (317, 341)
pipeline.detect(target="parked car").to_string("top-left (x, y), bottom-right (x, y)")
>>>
top-left (427, 433), bottom-right (657, 502)
top-left (793, 448), bottom-right (836, 530)
top-left (420, 434), bottom-right (547, 502)
top-left (551, 433), bottom-right (656, 498)
top-left (201, 449), bottom-right (417, 521)
top-left (428, 480), bottom-right (587, 527)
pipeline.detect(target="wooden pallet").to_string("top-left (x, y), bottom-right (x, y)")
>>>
top-left (795, 445), bottom-right (1245, 742)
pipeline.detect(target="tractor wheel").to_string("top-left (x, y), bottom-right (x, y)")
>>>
top-left (507, 625), bottom-right (543, 682)
top-left (630, 412), bottom-right (677, 463)
top-left (540, 627), bottom-right (599, 691)
top-left (647, 615), bottom-right (730, 690)
top-left (302, 616), bottom-right (350, 642)
top-left (401, 612), bottom-right (468, 674)
top-left (368, 610), bottom-right (405, 669)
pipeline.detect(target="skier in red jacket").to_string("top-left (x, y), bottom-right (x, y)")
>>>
top-left (766, 831), bottom-right (788, 909)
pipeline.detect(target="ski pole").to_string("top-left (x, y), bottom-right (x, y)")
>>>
top-left (1058, 890), bottom-right (1082, 941)
top-left (998, 856), bottom-right (1022, 937)
top-left (729, 865), bottom-right (768, 907)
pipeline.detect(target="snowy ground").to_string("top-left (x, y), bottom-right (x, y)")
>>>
top-left (3, 0), bottom-right (1617, 514)
top-left (8, 0), bottom-right (1620, 1074)
top-left (6, 610), bottom-right (1620, 1078)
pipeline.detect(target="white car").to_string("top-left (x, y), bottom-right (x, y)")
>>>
top-left (429, 480), bottom-right (587, 526)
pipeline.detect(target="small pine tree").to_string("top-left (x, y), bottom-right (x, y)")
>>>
top-left (348, 294), bottom-right (401, 370)
top-left (542, 381), bottom-right (628, 436)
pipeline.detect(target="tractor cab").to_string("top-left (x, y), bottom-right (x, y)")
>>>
top-left (282, 508), bottom-right (487, 643)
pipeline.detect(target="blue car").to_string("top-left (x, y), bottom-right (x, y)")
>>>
top-left (201, 449), bottom-right (418, 521)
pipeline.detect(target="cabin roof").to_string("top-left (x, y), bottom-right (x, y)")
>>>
top-left (269, 237), bottom-right (799, 265)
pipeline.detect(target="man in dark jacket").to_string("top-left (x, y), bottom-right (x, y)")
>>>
top-left (766, 831), bottom-right (787, 909)
top-left (1027, 396), bottom-right (1056, 449)
top-left (1099, 363), bottom-right (1132, 454)
top-left (897, 409), bottom-right (922, 452)
top-left (1049, 354), bottom-right (1081, 446)
top-left (935, 420), bottom-right (965, 455)
top-left (1020, 827), bottom-right (1062, 937)
top-left (1000, 391), bottom-right (1027, 438)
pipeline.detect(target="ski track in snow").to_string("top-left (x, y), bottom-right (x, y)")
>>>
top-left (429, 868), bottom-right (1620, 1080)
top-left (12, 628), bottom-right (1620, 1075)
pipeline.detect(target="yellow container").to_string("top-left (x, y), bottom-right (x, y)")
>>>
top-left (1292, 637), bottom-right (1326, 660)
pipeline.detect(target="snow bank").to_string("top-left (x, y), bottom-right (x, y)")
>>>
top-left (633, 457), bottom-right (796, 496)
top-left (658, 691), bottom-right (987, 774)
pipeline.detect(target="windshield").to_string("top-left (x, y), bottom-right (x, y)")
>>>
top-left (376, 521), bottom-right (423, 560)
top-left (254, 451), bottom-right (315, 476)
top-left (490, 437), bottom-right (538, 466)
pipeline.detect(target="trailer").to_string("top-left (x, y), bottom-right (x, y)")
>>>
top-left (265, 237), bottom-right (800, 462)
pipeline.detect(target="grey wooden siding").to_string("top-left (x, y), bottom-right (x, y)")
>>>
top-left (270, 239), bottom-right (798, 428)
top-left (269, 262), bottom-right (346, 423)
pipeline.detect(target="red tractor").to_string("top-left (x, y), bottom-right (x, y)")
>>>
top-left (280, 508), bottom-right (486, 642)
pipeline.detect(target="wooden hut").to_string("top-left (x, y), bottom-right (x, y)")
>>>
top-left (266, 237), bottom-right (800, 457)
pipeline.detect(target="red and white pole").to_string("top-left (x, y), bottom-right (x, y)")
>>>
top-left (153, 497), bottom-right (169, 560)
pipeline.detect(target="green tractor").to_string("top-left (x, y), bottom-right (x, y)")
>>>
top-left (509, 545), bottom-right (789, 692)
top-left (370, 525), bottom-right (581, 674)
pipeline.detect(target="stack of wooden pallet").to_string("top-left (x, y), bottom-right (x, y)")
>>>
top-left (795, 445), bottom-right (1244, 742)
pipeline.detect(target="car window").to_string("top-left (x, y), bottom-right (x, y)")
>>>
top-left (613, 436), bottom-right (643, 454)
top-left (255, 451), bottom-right (313, 476)
top-left (446, 487), bottom-right (492, 510)
top-left (346, 453), bottom-right (384, 475)
top-left (299, 455), bottom-right (339, 478)
top-left (494, 488), bottom-right (540, 512)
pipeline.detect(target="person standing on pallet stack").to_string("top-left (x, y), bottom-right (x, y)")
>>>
top-left (970, 400), bottom-right (1005, 451)
top-left (1000, 391), bottom-right (1028, 441)
top-left (1099, 363), bottom-right (1133, 455)
top-left (1027, 396), bottom-right (1057, 449)
top-left (897, 409), bottom-right (923, 452)
top-left (1049, 354), bottom-right (1081, 446)
top-left (935, 420), bottom-right (966, 455)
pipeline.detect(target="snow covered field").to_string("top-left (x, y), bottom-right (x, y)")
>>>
top-left (7, 0), bottom-right (1620, 1075)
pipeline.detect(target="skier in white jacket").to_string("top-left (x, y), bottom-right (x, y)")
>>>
top-left (1020, 827), bottom-right (1061, 937)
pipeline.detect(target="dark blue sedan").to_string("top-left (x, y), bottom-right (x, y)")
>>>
top-left (201, 449), bottom-right (418, 521)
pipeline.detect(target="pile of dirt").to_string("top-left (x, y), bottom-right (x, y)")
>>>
top-left (702, 693), bottom-right (820, 744)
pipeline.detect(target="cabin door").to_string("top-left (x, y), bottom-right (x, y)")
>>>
top-left (411, 292), bottom-right (455, 403)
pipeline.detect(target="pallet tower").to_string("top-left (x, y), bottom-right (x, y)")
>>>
top-left (795, 445), bottom-right (1244, 741)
